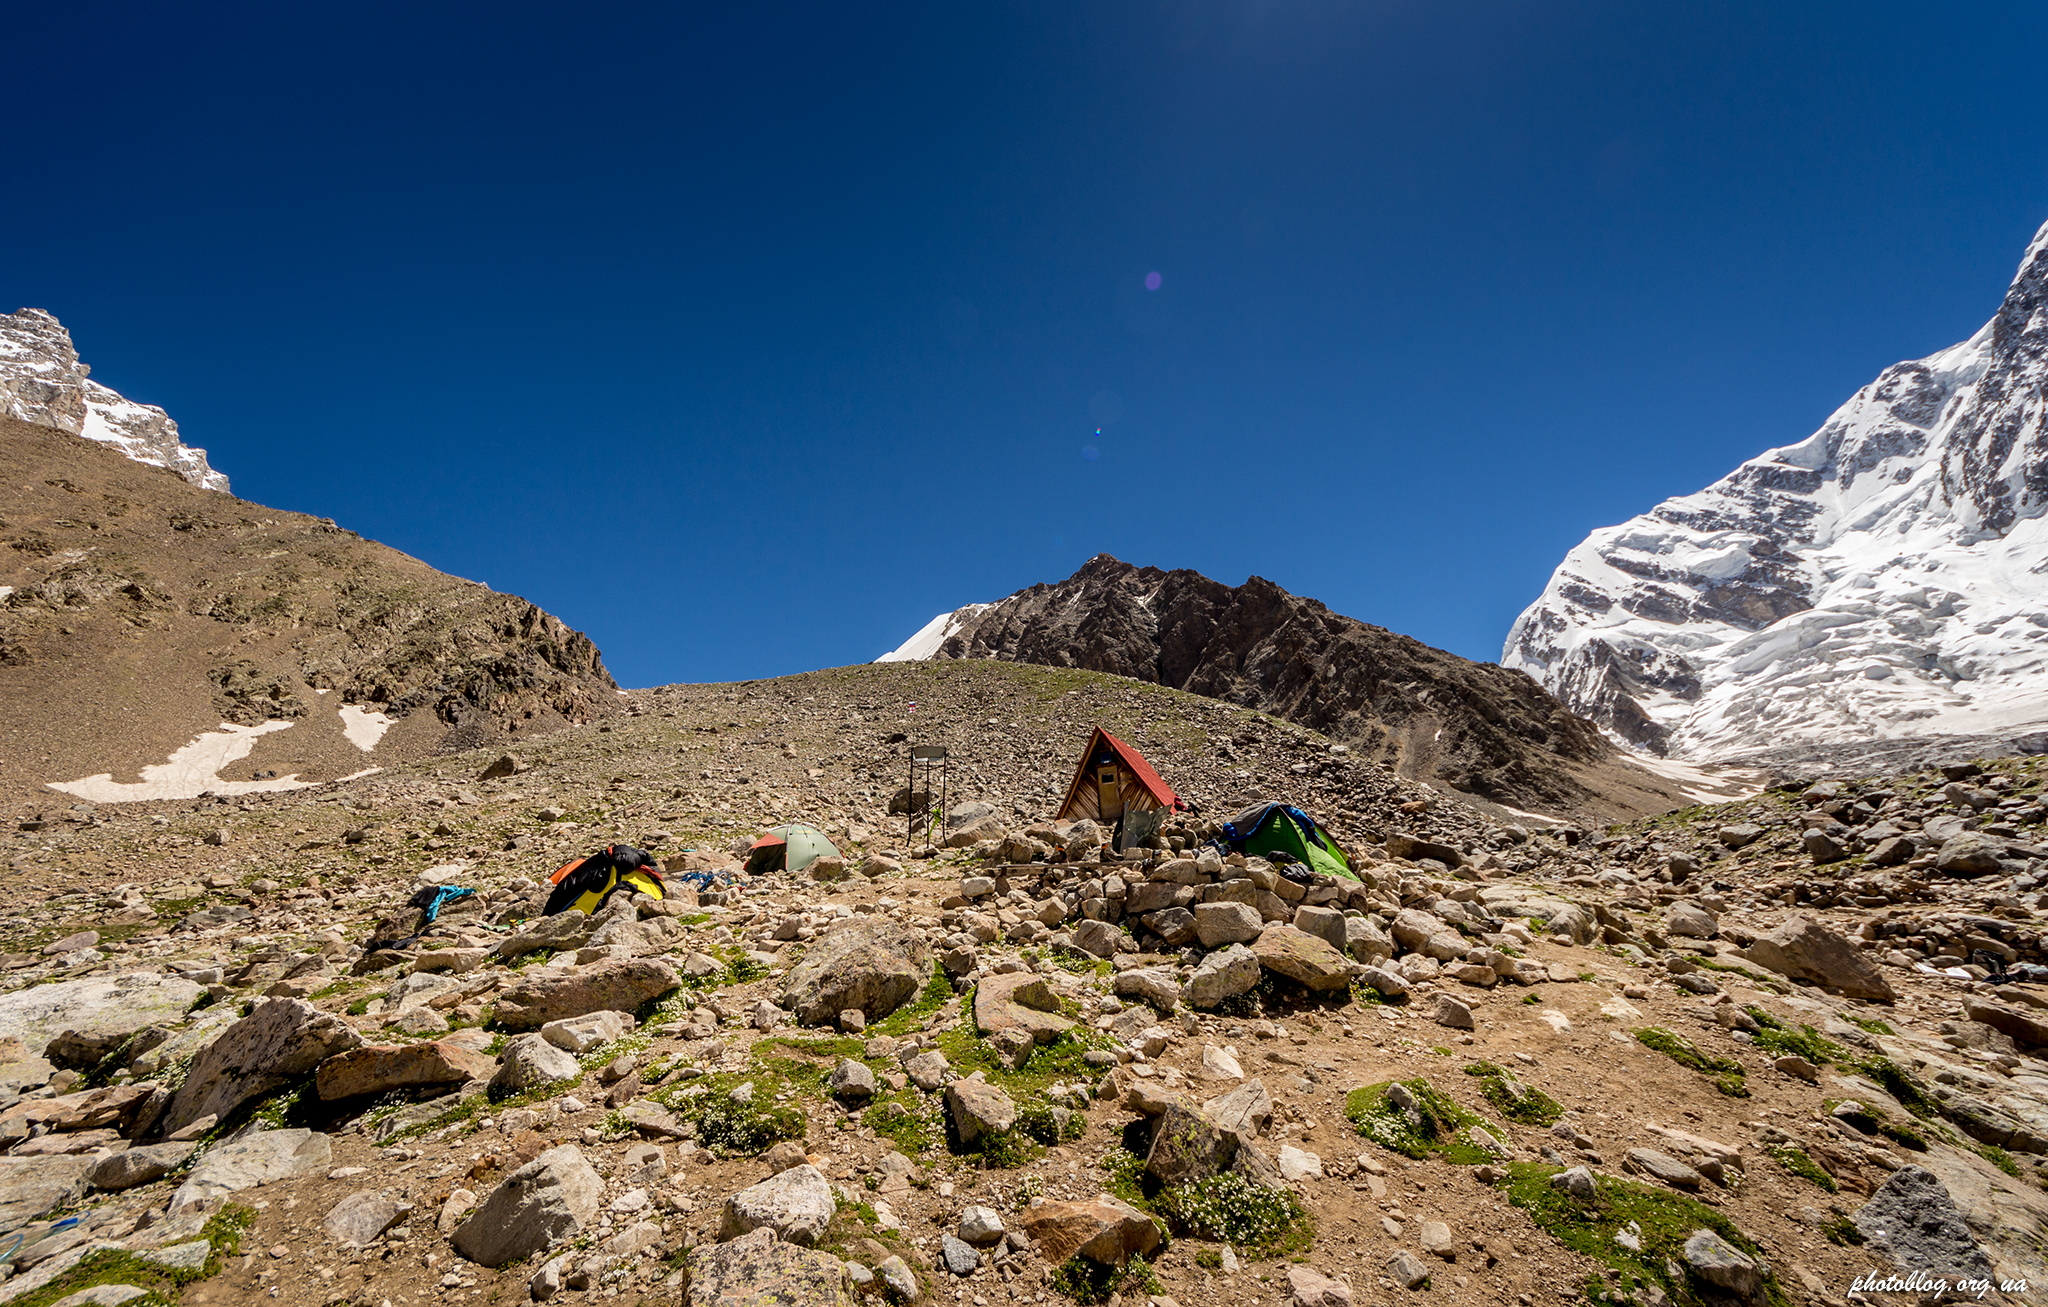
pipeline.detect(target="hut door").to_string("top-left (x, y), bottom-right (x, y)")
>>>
top-left (1096, 766), bottom-right (1124, 820)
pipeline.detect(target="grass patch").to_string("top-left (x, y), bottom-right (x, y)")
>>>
top-left (2, 1203), bottom-right (255, 1307)
top-left (654, 1072), bottom-right (806, 1156)
top-left (1853, 1056), bottom-right (1940, 1120)
top-left (867, 964), bottom-right (954, 1038)
top-left (1742, 1008), bottom-right (1848, 1066)
top-left (1345, 1079), bottom-right (1497, 1164)
top-left (1049, 1254), bottom-right (1161, 1305)
top-left (1765, 1144), bottom-right (1837, 1193)
top-left (932, 1022), bottom-right (1118, 1100)
top-left (1822, 1215), bottom-right (1865, 1246)
top-left (1633, 1028), bottom-right (1749, 1097)
top-left (1499, 1162), bottom-right (1787, 1307)
top-left (1153, 1172), bottom-right (1311, 1257)
top-left (1844, 1015), bottom-right (1894, 1036)
top-left (862, 1092), bottom-right (942, 1155)
top-left (1971, 1143), bottom-right (2022, 1178)
top-left (1464, 1062), bottom-right (1563, 1126)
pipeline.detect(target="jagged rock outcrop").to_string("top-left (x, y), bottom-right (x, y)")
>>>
top-left (0, 309), bottom-right (228, 492)
top-left (1505, 219), bottom-right (2048, 758)
top-left (879, 554), bottom-right (1615, 811)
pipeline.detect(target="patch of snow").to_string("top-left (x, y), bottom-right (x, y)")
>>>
top-left (339, 705), bottom-right (396, 752)
top-left (876, 604), bottom-right (990, 662)
top-left (1627, 754), bottom-right (1769, 806)
top-left (48, 721), bottom-right (306, 802)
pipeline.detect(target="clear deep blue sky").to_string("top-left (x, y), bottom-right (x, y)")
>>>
top-left (9, 3), bottom-right (2048, 689)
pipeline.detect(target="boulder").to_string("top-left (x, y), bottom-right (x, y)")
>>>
top-left (1291, 905), bottom-right (1349, 951)
top-left (1019, 1195), bottom-right (1161, 1266)
top-left (1388, 908), bottom-right (1442, 951)
top-left (974, 973), bottom-right (1074, 1045)
top-left (939, 1233), bottom-right (979, 1275)
top-left (1344, 917), bottom-right (1394, 964)
top-left (1740, 916), bottom-right (1895, 1002)
top-left (1680, 1231), bottom-right (1762, 1302)
top-left (0, 1154), bottom-right (92, 1229)
top-left (1287, 1266), bottom-right (1353, 1307)
top-left (1192, 902), bottom-right (1263, 947)
top-left (494, 960), bottom-right (679, 1030)
top-left (493, 910), bottom-right (596, 963)
top-left (1431, 994), bottom-right (1475, 1030)
top-left (0, 972), bottom-right (201, 1059)
top-left (1625, 1148), bottom-right (1702, 1190)
top-left (169, 1129), bottom-right (331, 1211)
top-left (1934, 833), bottom-right (2006, 877)
top-left (1851, 1165), bottom-right (1995, 1283)
top-left (1716, 823), bottom-right (1763, 849)
top-left (87, 1141), bottom-right (195, 1191)
top-left (1801, 829), bottom-right (1847, 864)
top-left (945, 1077), bottom-right (1017, 1146)
top-left (1356, 967), bottom-right (1408, 999)
top-left (162, 999), bottom-right (362, 1135)
top-left (1144, 1099), bottom-right (1236, 1185)
top-left (1180, 944), bottom-right (1261, 1009)
top-left (1068, 920), bottom-right (1123, 959)
top-left (540, 1010), bottom-right (634, 1054)
top-left (686, 1227), bottom-right (852, 1306)
top-left (1961, 995), bottom-right (2048, 1049)
top-left (719, 1163), bottom-right (835, 1246)
top-left (958, 1206), bottom-right (1005, 1245)
top-left (451, 1145), bottom-right (603, 1267)
top-left (1385, 1250), bottom-right (1430, 1290)
top-left (491, 1034), bottom-right (584, 1095)
top-left (827, 1059), bottom-right (876, 1099)
top-left (316, 1040), bottom-right (494, 1100)
top-left (1383, 834), bottom-right (1462, 868)
top-left (1140, 907), bottom-right (1198, 947)
top-left (777, 920), bottom-right (932, 1026)
top-left (1111, 968), bottom-right (1179, 1012)
top-left (1251, 925), bottom-right (1357, 991)
top-left (323, 1190), bottom-right (409, 1246)
top-left (1665, 903), bottom-right (1717, 939)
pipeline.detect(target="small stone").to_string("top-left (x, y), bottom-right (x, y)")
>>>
top-left (1286, 1265), bottom-right (1354, 1307)
top-left (828, 1058), bottom-right (877, 1099)
top-left (940, 1233), bottom-right (979, 1275)
top-left (1549, 1166), bottom-right (1596, 1201)
top-left (1417, 1221), bottom-right (1454, 1259)
top-left (1277, 1145), bottom-right (1322, 1182)
top-left (1681, 1229), bottom-right (1761, 1300)
top-left (959, 1205), bottom-right (1005, 1245)
top-left (1430, 994), bottom-right (1474, 1030)
top-left (1385, 1249), bottom-right (1430, 1290)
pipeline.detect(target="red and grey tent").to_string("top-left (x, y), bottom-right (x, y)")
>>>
top-left (1056, 727), bottom-right (1183, 824)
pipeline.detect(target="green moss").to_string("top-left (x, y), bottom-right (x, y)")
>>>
top-left (1822, 1215), bottom-right (1865, 1247)
top-left (1500, 1162), bottom-right (1787, 1307)
top-left (1844, 1016), bottom-right (1894, 1036)
top-left (1345, 1080), bottom-right (1497, 1164)
top-left (1971, 1143), bottom-right (2022, 1178)
top-left (1634, 1028), bottom-right (1748, 1095)
top-left (1854, 1056), bottom-right (1940, 1120)
top-left (1464, 1062), bottom-right (1563, 1126)
top-left (1153, 1172), bottom-right (1311, 1256)
top-left (1193, 1248), bottom-right (1223, 1270)
top-left (863, 1093), bottom-right (942, 1154)
top-left (1765, 1144), bottom-right (1837, 1193)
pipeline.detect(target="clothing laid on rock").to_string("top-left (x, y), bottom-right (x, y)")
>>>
top-left (544, 846), bottom-right (665, 916)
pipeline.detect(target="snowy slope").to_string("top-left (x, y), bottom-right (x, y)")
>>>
top-left (0, 308), bottom-right (228, 492)
top-left (876, 604), bottom-right (989, 661)
top-left (1505, 219), bottom-right (2048, 759)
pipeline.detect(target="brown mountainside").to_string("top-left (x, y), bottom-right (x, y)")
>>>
top-left (0, 417), bottom-right (616, 804)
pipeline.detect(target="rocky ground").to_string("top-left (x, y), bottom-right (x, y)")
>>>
top-left (0, 660), bottom-right (2042, 1307)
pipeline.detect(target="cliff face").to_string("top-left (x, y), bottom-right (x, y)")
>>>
top-left (882, 554), bottom-right (1630, 814)
top-left (1506, 219), bottom-right (2048, 759)
top-left (0, 309), bottom-right (229, 493)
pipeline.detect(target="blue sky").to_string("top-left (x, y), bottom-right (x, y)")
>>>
top-left (8, 2), bottom-right (2048, 688)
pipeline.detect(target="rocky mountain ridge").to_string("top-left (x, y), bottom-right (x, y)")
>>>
top-left (0, 309), bottom-right (229, 493)
top-left (880, 555), bottom-right (1696, 819)
top-left (1505, 219), bottom-right (2048, 760)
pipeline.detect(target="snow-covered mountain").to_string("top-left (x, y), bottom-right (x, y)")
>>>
top-left (1504, 219), bottom-right (2048, 759)
top-left (0, 308), bottom-right (228, 492)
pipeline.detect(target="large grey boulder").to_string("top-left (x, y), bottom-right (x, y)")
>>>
top-left (945, 1076), bottom-right (1017, 1146)
top-left (1111, 968), bottom-right (1179, 1012)
top-left (451, 1145), bottom-right (603, 1267)
top-left (322, 1190), bottom-right (410, 1246)
top-left (1934, 833), bottom-right (2007, 877)
top-left (1251, 925), bottom-right (1358, 991)
top-left (0, 1154), bottom-right (93, 1231)
top-left (0, 973), bottom-right (202, 1058)
top-left (493, 910), bottom-right (596, 962)
top-left (1681, 1231), bottom-right (1763, 1303)
top-left (1181, 944), bottom-right (1261, 1009)
top-left (88, 1141), bottom-right (196, 1192)
top-left (493, 960), bottom-right (679, 1030)
top-left (1739, 916), bottom-right (1895, 1002)
top-left (491, 1034), bottom-right (584, 1095)
top-left (162, 999), bottom-right (362, 1135)
top-left (686, 1227), bottom-right (851, 1307)
top-left (718, 1163), bottom-right (835, 1246)
top-left (1192, 902), bottom-right (1263, 947)
top-left (169, 1129), bottom-right (332, 1211)
top-left (1852, 1165), bottom-right (1994, 1283)
top-left (778, 920), bottom-right (932, 1026)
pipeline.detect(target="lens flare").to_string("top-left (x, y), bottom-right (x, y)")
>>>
top-left (1082, 445), bottom-right (1099, 461)
top-left (1144, 271), bottom-right (1162, 291)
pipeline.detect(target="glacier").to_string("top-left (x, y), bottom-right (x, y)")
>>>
top-left (1505, 219), bottom-right (2048, 759)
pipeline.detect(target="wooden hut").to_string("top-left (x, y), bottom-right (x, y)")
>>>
top-left (1056, 727), bottom-right (1183, 840)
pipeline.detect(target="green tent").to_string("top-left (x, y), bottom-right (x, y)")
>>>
top-left (1218, 802), bottom-right (1356, 882)
top-left (744, 824), bottom-right (841, 876)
